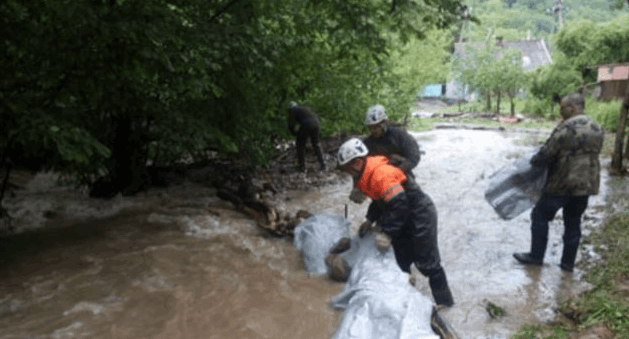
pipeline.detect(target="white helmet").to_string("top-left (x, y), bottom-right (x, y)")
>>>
top-left (337, 138), bottom-right (369, 166)
top-left (364, 104), bottom-right (387, 125)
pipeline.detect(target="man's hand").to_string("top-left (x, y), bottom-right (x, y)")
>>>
top-left (358, 220), bottom-right (374, 238)
top-left (349, 187), bottom-right (367, 204)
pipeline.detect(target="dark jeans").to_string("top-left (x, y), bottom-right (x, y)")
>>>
top-left (296, 126), bottom-right (324, 170)
top-left (529, 194), bottom-right (589, 261)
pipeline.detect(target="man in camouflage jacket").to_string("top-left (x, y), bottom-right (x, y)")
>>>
top-left (513, 92), bottom-right (603, 272)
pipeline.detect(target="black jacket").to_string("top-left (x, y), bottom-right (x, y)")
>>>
top-left (287, 106), bottom-right (320, 136)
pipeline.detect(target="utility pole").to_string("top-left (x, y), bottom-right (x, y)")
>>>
top-left (556, 0), bottom-right (563, 28)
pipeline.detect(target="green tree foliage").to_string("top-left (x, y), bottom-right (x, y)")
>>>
top-left (451, 42), bottom-right (496, 109)
top-left (451, 41), bottom-right (527, 113)
top-left (554, 13), bottom-right (629, 82)
top-left (529, 56), bottom-right (583, 99)
top-left (1, 0), bottom-right (468, 200)
top-left (461, 0), bottom-right (628, 41)
top-left (494, 49), bottom-right (527, 115)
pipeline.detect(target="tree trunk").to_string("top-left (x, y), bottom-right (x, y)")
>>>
top-left (486, 93), bottom-right (491, 112)
top-left (496, 91), bottom-right (501, 114)
top-left (550, 101), bottom-right (554, 116)
top-left (625, 131), bottom-right (629, 160)
top-left (610, 84), bottom-right (629, 174)
top-left (509, 94), bottom-right (515, 117)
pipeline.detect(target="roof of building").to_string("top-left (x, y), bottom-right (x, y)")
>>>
top-left (453, 38), bottom-right (553, 71)
top-left (597, 63), bottom-right (629, 82)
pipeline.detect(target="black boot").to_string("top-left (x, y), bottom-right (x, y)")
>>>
top-left (429, 268), bottom-right (454, 307)
top-left (513, 253), bottom-right (543, 266)
top-left (514, 236), bottom-right (546, 266)
top-left (560, 239), bottom-right (580, 272)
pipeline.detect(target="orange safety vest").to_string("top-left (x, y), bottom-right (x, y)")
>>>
top-left (356, 156), bottom-right (406, 202)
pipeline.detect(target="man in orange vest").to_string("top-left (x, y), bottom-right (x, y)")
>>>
top-left (337, 138), bottom-right (454, 307)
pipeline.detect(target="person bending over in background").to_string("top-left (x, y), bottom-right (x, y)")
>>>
top-left (287, 102), bottom-right (326, 172)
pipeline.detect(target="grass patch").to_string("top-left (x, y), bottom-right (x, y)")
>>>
top-left (407, 114), bottom-right (556, 133)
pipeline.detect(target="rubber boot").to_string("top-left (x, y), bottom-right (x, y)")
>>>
top-left (429, 268), bottom-right (454, 307)
top-left (514, 236), bottom-right (547, 266)
top-left (560, 239), bottom-right (580, 272)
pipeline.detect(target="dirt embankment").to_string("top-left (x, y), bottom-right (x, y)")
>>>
top-left (0, 133), bottom-right (356, 237)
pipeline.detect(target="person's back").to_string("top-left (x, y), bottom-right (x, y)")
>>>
top-left (514, 92), bottom-right (604, 272)
top-left (363, 125), bottom-right (420, 171)
top-left (288, 105), bottom-right (320, 135)
top-left (540, 114), bottom-right (603, 196)
top-left (287, 102), bottom-right (325, 171)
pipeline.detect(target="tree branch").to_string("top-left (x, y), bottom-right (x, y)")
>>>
top-left (208, 0), bottom-right (242, 24)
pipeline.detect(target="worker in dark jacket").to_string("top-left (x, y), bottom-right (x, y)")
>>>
top-left (363, 104), bottom-right (421, 175)
top-left (348, 104), bottom-right (422, 204)
top-left (287, 102), bottom-right (326, 172)
top-left (337, 138), bottom-right (454, 307)
top-left (513, 92), bottom-right (603, 272)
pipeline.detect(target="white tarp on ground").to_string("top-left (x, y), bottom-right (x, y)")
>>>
top-left (484, 150), bottom-right (547, 220)
top-left (293, 214), bottom-right (438, 339)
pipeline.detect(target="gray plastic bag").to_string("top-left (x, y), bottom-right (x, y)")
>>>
top-left (293, 214), bottom-right (439, 339)
top-left (330, 234), bottom-right (438, 339)
top-left (484, 150), bottom-right (547, 220)
top-left (293, 214), bottom-right (351, 275)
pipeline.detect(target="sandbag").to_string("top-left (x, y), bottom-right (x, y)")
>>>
top-left (293, 214), bottom-right (350, 275)
top-left (484, 150), bottom-right (547, 220)
top-left (293, 214), bottom-right (439, 338)
top-left (330, 234), bottom-right (438, 339)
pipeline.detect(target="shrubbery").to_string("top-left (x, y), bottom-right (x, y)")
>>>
top-left (586, 98), bottom-right (624, 132)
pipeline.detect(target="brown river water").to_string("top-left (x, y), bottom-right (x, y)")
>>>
top-left (0, 128), bottom-right (609, 339)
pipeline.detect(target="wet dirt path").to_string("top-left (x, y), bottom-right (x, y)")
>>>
top-left (0, 128), bottom-right (609, 339)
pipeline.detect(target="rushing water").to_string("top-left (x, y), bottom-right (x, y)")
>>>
top-left (0, 128), bottom-right (609, 339)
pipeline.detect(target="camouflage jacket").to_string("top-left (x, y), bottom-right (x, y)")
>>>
top-left (363, 125), bottom-right (420, 174)
top-left (531, 115), bottom-right (603, 196)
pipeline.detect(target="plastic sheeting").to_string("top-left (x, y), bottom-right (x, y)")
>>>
top-left (484, 150), bottom-right (547, 220)
top-left (293, 214), bottom-right (351, 275)
top-left (293, 214), bottom-right (438, 339)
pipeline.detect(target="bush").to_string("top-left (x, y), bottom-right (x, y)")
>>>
top-left (522, 97), bottom-right (559, 119)
top-left (586, 98), bottom-right (624, 132)
top-left (528, 60), bottom-right (583, 100)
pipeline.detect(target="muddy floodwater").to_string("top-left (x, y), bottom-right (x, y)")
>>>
top-left (0, 128), bottom-right (609, 339)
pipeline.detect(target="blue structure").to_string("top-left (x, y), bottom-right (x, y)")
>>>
top-left (419, 84), bottom-right (443, 98)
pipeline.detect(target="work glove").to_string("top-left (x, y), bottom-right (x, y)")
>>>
top-left (358, 220), bottom-right (374, 238)
top-left (349, 187), bottom-right (368, 204)
top-left (374, 231), bottom-right (391, 253)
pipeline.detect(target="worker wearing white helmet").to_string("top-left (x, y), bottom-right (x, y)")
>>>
top-left (336, 138), bottom-right (454, 307)
top-left (363, 104), bottom-right (421, 176)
